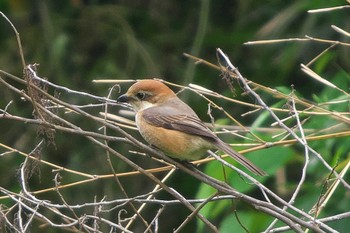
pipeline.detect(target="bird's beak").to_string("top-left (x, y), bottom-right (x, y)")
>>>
top-left (117, 94), bottom-right (130, 103)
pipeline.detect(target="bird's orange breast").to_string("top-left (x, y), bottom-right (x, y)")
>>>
top-left (136, 112), bottom-right (212, 160)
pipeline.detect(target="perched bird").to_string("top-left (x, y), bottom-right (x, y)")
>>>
top-left (117, 79), bottom-right (266, 176)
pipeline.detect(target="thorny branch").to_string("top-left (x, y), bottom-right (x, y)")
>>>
top-left (1, 7), bottom-right (350, 232)
top-left (0, 53), bottom-right (343, 233)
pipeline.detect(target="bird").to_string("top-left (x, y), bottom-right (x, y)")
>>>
top-left (117, 79), bottom-right (266, 176)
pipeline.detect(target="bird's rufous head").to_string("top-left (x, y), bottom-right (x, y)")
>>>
top-left (117, 79), bottom-right (177, 112)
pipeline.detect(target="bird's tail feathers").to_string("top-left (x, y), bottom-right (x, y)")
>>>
top-left (214, 140), bottom-right (266, 176)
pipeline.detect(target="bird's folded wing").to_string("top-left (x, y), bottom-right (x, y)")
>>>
top-left (142, 107), bottom-right (217, 141)
top-left (142, 106), bottom-right (267, 176)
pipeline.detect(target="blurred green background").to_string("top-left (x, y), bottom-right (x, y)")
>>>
top-left (0, 0), bottom-right (349, 232)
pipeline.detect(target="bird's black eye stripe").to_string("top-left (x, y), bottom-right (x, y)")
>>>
top-left (136, 92), bottom-right (146, 100)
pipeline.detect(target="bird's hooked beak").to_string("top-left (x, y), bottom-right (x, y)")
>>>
top-left (117, 94), bottom-right (131, 103)
top-left (117, 93), bottom-right (142, 111)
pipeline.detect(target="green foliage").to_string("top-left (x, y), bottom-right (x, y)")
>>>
top-left (219, 212), bottom-right (270, 233)
top-left (0, 0), bottom-right (349, 232)
top-left (195, 147), bottom-right (293, 232)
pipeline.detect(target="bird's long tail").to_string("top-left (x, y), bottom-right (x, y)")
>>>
top-left (214, 139), bottom-right (266, 176)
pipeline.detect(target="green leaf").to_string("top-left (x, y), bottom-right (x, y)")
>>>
top-left (219, 212), bottom-right (270, 233)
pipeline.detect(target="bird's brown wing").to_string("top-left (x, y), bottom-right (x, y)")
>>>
top-left (142, 104), bottom-right (267, 176)
top-left (142, 106), bottom-right (217, 142)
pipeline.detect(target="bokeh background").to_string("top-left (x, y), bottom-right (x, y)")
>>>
top-left (0, 0), bottom-right (349, 232)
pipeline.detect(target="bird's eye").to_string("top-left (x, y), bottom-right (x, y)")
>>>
top-left (136, 92), bottom-right (146, 100)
